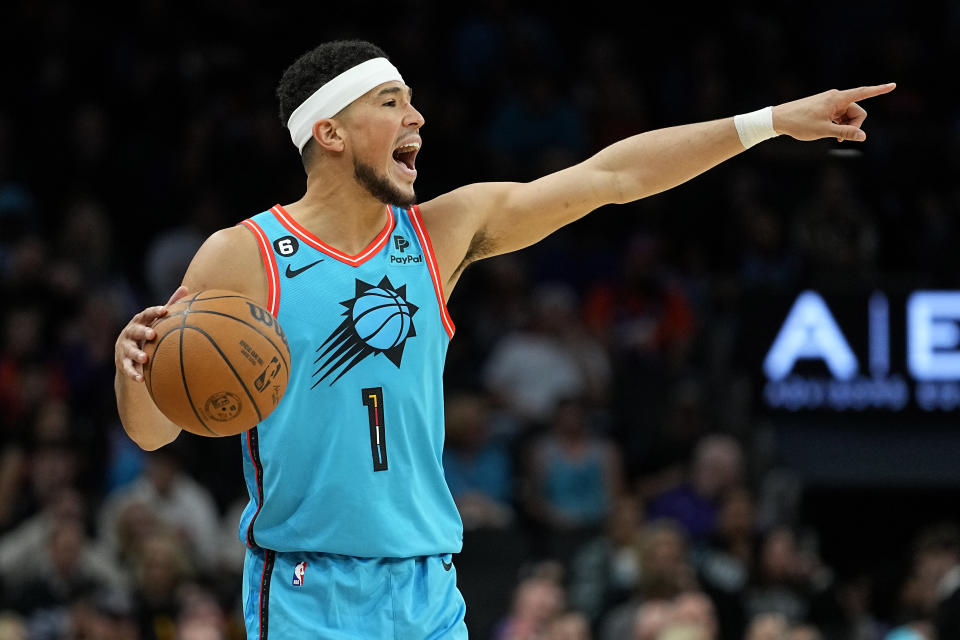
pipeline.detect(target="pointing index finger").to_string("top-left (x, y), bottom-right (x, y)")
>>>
top-left (841, 83), bottom-right (896, 103)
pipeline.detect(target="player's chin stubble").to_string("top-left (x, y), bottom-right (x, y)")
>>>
top-left (354, 159), bottom-right (416, 208)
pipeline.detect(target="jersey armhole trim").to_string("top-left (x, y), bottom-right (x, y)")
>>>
top-left (239, 219), bottom-right (280, 317)
top-left (409, 205), bottom-right (455, 338)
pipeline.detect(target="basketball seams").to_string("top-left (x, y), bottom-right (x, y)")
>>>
top-left (145, 330), bottom-right (176, 401)
top-left (183, 325), bottom-right (264, 430)
top-left (179, 293), bottom-right (219, 436)
top-left (158, 308), bottom-right (290, 374)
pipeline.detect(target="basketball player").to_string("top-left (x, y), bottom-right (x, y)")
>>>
top-left (114, 40), bottom-right (894, 638)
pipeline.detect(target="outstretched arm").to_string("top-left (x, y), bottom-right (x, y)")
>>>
top-left (419, 83), bottom-right (895, 289)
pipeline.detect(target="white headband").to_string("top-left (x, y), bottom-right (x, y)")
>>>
top-left (286, 57), bottom-right (404, 153)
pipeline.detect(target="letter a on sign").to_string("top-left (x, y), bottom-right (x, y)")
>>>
top-left (763, 291), bottom-right (859, 380)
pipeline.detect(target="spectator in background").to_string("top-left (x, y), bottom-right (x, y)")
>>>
top-left (0, 404), bottom-right (84, 541)
top-left (744, 526), bottom-right (834, 627)
top-left (0, 235), bottom-right (50, 300)
top-left (647, 434), bottom-right (745, 544)
top-left (744, 612), bottom-right (789, 640)
top-left (8, 516), bottom-right (119, 631)
top-left (483, 283), bottom-right (611, 427)
top-left (574, 35), bottom-right (650, 153)
top-left (175, 584), bottom-right (228, 640)
top-left (66, 588), bottom-right (140, 640)
top-left (695, 486), bottom-right (757, 639)
top-left (656, 624), bottom-right (710, 640)
top-left (143, 196), bottom-right (225, 303)
top-left (0, 305), bottom-right (67, 441)
top-left (739, 205), bottom-right (800, 291)
top-left (584, 231), bottom-right (696, 368)
top-left (631, 599), bottom-right (673, 640)
top-left (492, 572), bottom-right (566, 640)
top-left (568, 493), bottom-right (644, 625)
top-left (600, 520), bottom-right (697, 640)
top-left (668, 591), bottom-right (718, 640)
top-left (788, 623), bottom-right (823, 640)
top-left (542, 611), bottom-right (591, 640)
top-left (109, 499), bottom-right (165, 575)
top-left (56, 197), bottom-right (114, 286)
top-left (791, 164), bottom-right (880, 286)
top-left (823, 575), bottom-right (884, 640)
top-left (899, 523), bottom-right (960, 638)
top-left (59, 292), bottom-right (125, 421)
top-left (442, 391), bottom-right (515, 531)
top-left (130, 531), bottom-right (192, 640)
top-left (483, 71), bottom-right (586, 180)
top-left (0, 613), bottom-right (25, 640)
top-left (98, 447), bottom-right (220, 574)
top-left (0, 487), bottom-right (123, 593)
top-left (524, 396), bottom-right (623, 562)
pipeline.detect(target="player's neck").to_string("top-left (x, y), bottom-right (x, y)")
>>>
top-left (285, 172), bottom-right (391, 256)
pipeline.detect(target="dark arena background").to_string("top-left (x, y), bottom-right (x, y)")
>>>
top-left (1, 2), bottom-right (958, 639)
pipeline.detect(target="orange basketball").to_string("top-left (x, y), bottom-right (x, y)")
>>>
top-left (143, 290), bottom-right (291, 436)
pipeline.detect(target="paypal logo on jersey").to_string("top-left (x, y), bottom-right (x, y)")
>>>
top-left (390, 234), bottom-right (422, 265)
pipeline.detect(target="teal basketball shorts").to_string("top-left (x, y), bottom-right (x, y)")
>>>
top-left (242, 548), bottom-right (468, 639)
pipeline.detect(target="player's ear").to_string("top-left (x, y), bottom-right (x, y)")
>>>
top-left (312, 119), bottom-right (344, 153)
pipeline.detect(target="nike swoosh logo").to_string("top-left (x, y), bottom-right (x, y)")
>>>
top-left (285, 260), bottom-right (323, 278)
top-left (442, 559), bottom-right (453, 571)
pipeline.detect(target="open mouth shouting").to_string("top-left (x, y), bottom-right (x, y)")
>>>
top-left (392, 139), bottom-right (420, 177)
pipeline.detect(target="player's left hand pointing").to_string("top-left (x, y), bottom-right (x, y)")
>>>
top-left (772, 83), bottom-right (896, 143)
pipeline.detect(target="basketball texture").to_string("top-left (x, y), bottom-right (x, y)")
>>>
top-left (143, 290), bottom-right (291, 436)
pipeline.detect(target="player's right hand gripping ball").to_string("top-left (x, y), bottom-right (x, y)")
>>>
top-left (143, 290), bottom-right (291, 436)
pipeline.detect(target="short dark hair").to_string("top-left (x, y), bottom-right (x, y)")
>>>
top-left (276, 40), bottom-right (389, 166)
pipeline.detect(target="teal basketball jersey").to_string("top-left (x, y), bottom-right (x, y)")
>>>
top-left (236, 204), bottom-right (462, 558)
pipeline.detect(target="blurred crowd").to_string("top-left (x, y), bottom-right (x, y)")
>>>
top-left (2, 1), bottom-right (960, 639)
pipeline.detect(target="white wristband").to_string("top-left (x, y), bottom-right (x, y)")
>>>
top-left (733, 106), bottom-right (779, 149)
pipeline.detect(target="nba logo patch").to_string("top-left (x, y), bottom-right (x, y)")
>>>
top-left (293, 561), bottom-right (307, 587)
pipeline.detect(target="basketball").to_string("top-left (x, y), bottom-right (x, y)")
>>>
top-left (143, 290), bottom-right (291, 436)
top-left (351, 287), bottom-right (414, 350)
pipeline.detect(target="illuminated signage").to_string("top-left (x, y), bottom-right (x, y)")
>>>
top-left (761, 290), bottom-right (960, 412)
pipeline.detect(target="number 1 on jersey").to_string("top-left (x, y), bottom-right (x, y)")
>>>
top-left (361, 387), bottom-right (388, 471)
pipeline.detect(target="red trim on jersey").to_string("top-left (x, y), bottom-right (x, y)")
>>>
top-left (239, 219), bottom-right (280, 316)
top-left (270, 204), bottom-right (394, 267)
top-left (409, 205), bottom-right (456, 338)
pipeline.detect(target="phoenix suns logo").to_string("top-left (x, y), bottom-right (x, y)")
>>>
top-left (312, 276), bottom-right (418, 386)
